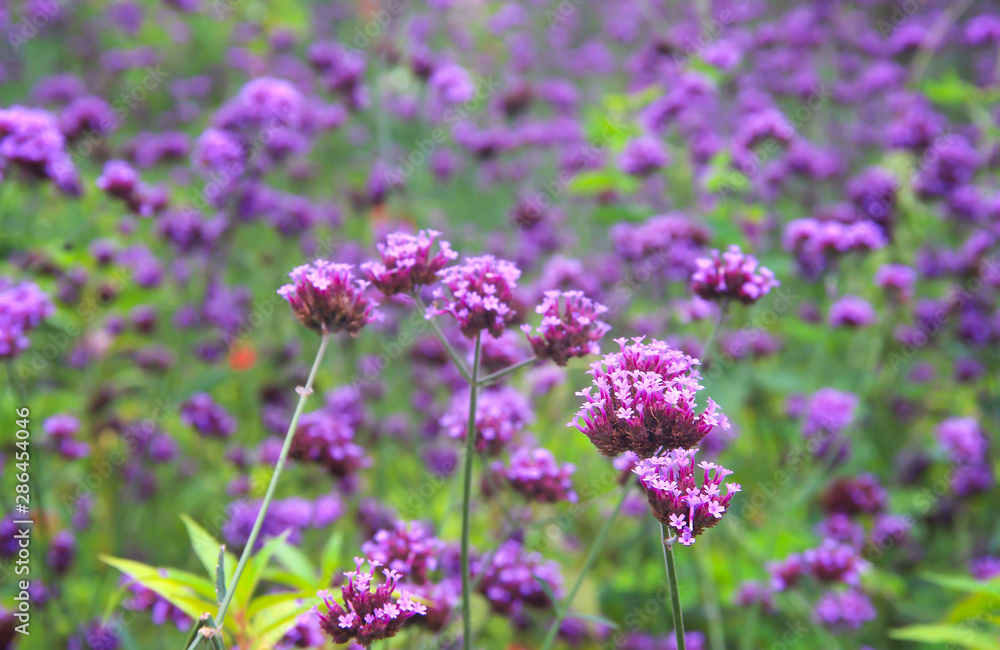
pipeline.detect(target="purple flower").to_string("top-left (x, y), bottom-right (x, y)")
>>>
top-left (429, 63), bottom-right (476, 105)
top-left (441, 386), bottom-right (533, 455)
top-left (291, 410), bottom-right (371, 478)
top-left (782, 218), bottom-right (886, 277)
top-left (361, 229), bottom-right (457, 296)
top-left (619, 135), bottom-right (670, 176)
top-left (43, 414), bottom-right (89, 459)
top-left (223, 497), bottom-right (324, 551)
top-left (180, 393), bottom-right (236, 438)
top-left (0, 278), bottom-right (55, 359)
top-left (361, 521), bottom-right (444, 584)
top-left (936, 417), bottom-right (988, 464)
top-left (821, 475), bottom-right (886, 517)
top-left (46, 530), bottom-right (76, 575)
top-left (970, 556), bottom-right (1000, 580)
top-left (477, 539), bottom-right (563, 616)
top-left (802, 388), bottom-right (858, 439)
top-left (803, 541), bottom-right (866, 585)
top-left (491, 446), bottom-right (577, 503)
top-left (431, 255), bottom-right (521, 339)
top-left (278, 261), bottom-right (381, 336)
top-left (873, 264), bottom-right (916, 301)
top-left (0, 106), bottom-right (81, 195)
top-left (68, 620), bottom-right (121, 650)
top-left (570, 337), bottom-right (729, 458)
top-left (521, 290), bottom-right (610, 366)
top-left (95, 159), bottom-right (140, 201)
top-left (690, 245), bottom-right (779, 305)
top-left (813, 589), bottom-right (876, 630)
top-left (316, 558), bottom-right (426, 647)
top-left (828, 295), bottom-right (876, 328)
top-left (633, 448), bottom-right (740, 546)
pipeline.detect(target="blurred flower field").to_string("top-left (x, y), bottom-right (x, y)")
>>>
top-left (2, 0), bottom-right (1000, 648)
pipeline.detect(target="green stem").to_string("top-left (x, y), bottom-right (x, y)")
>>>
top-left (477, 356), bottom-right (537, 386)
top-left (663, 526), bottom-right (685, 650)
top-left (413, 293), bottom-right (472, 382)
top-left (539, 482), bottom-right (631, 650)
top-left (460, 333), bottom-right (482, 650)
top-left (213, 332), bottom-right (330, 634)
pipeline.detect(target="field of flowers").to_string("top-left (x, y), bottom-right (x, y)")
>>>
top-left (2, 0), bottom-right (1000, 648)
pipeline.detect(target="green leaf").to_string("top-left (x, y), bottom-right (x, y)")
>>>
top-left (250, 600), bottom-right (315, 650)
top-left (234, 531), bottom-right (290, 609)
top-left (100, 555), bottom-right (215, 621)
top-left (247, 591), bottom-right (312, 620)
top-left (568, 612), bottom-right (620, 630)
top-left (533, 574), bottom-right (561, 617)
top-left (180, 514), bottom-right (237, 583)
top-left (890, 624), bottom-right (1000, 649)
top-left (320, 532), bottom-right (344, 582)
top-left (923, 573), bottom-right (1000, 597)
top-left (272, 540), bottom-right (318, 586)
top-left (215, 545), bottom-right (227, 606)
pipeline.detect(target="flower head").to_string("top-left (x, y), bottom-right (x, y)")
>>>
top-left (291, 410), bottom-right (371, 479)
top-left (431, 255), bottom-right (520, 339)
top-left (441, 386), bottom-right (532, 455)
top-left (633, 448), bottom-right (740, 546)
top-left (278, 261), bottom-right (381, 335)
top-left (316, 558), bottom-right (426, 647)
top-left (521, 290), bottom-right (611, 366)
top-left (0, 278), bottom-right (55, 359)
top-left (690, 245), bottom-right (779, 305)
top-left (477, 539), bottom-right (562, 617)
top-left (361, 521), bottom-right (444, 584)
top-left (180, 393), bottom-right (236, 438)
top-left (491, 447), bottom-right (577, 503)
top-left (361, 229), bottom-right (457, 296)
top-left (570, 337), bottom-right (729, 457)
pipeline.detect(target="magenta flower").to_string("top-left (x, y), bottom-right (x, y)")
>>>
top-left (278, 261), bottom-right (380, 335)
top-left (477, 539), bottom-right (563, 617)
top-left (441, 385), bottom-right (532, 455)
top-left (828, 295), bottom-right (875, 328)
top-left (316, 558), bottom-right (426, 648)
top-left (431, 255), bottom-right (521, 339)
top-left (291, 410), bottom-right (371, 479)
top-left (180, 393), bottom-right (236, 439)
top-left (633, 448), bottom-right (741, 546)
top-left (936, 417), bottom-right (988, 465)
top-left (813, 589), bottom-right (876, 630)
top-left (569, 337), bottom-right (729, 458)
top-left (95, 159), bottom-right (140, 201)
top-left (690, 245), bottom-right (779, 305)
top-left (361, 229), bottom-right (457, 296)
top-left (491, 446), bottom-right (577, 504)
top-left (521, 290), bottom-right (611, 366)
top-left (0, 278), bottom-right (55, 359)
top-left (360, 521), bottom-right (444, 584)
top-left (873, 263), bottom-right (916, 302)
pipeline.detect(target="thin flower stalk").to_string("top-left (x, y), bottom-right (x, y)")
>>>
top-left (459, 333), bottom-right (482, 650)
top-left (213, 332), bottom-right (330, 633)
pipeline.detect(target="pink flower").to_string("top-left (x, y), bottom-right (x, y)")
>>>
top-left (278, 261), bottom-right (381, 335)
top-left (431, 255), bottom-right (521, 339)
top-left (361, 229), bottom-right (457, 296)
top-left (521, 290), bottom-right (611, 366)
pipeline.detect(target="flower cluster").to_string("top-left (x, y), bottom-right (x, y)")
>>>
top-left (180, 393), bottom-right (236, 439)
top-left (316, 558), bottom-right (426, 647)
top-left (431, 255), bottom-right (521, 339)
top-left (521, 290), bottom-right (611, 366)
top-left (689, 245), bottom-right (779, 305)
top-left (361, 229), bottom-right (457, 296)
top-left (441, 385), bottom-right (533, 455)
top-left (0, 278), bottom-right (54, 359)
top-left (360, 521), bottom-right (444, 584)
top-left (936, 416), bottom-right (994, 496)
top-left (278, 261), bottom-right (381, 336)
top-left (43, 414), bottom-right (89, 459)
top-left (813, 589), bottom-right (876, 630)
top-left (0, 105), bottom-right (81, 195)
top-left (477, 539), bottom-right (563, 616)
top-left (291, 410), bottom-right (371, 479)
top-left (491, 447), bottom-right (577, 503)
top-left (633, 448), bottom-right (741, 546)
top-left (124, 575), bottom-right (193, 630)
top-left (570, 337), bottom-right (729, 457)
top-left (223, 494), bottom-right (342, 552)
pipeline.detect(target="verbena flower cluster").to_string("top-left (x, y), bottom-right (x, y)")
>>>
top-left (0, 278), bottom-right (54, 359)
top-left (521, 289), bottom-right (611, 365)
top-left (690, 245), bottom-right (779, 305)
top-left (491, 446), bottom-right (578, 504)
top-left (361, 229), bottom-right (458, 296)
top-left (431, 255), bottom-right (521, 339)
top-left (571, 337), bottom-right (729, 457)
top-left (316, 558), bottom-right (426, 648)
top-left (278, 261), bottom-right (381, 336)
top-left (634, 448), bottom-right (741, 546)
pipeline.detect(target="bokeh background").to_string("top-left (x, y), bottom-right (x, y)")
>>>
top-left (2, 0), bottom-right (1000, 648)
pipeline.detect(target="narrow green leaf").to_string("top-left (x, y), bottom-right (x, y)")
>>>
top-left (321, 532), bottom-right (344, 582)
top-left (890, 624), bottom-right (1000, 649)
top-left (533, 574), bottom-right (561, 617)
top-left (215, 545), bottom-right (227, 606)
top-left (566, 612), bottom-right (620, 630)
